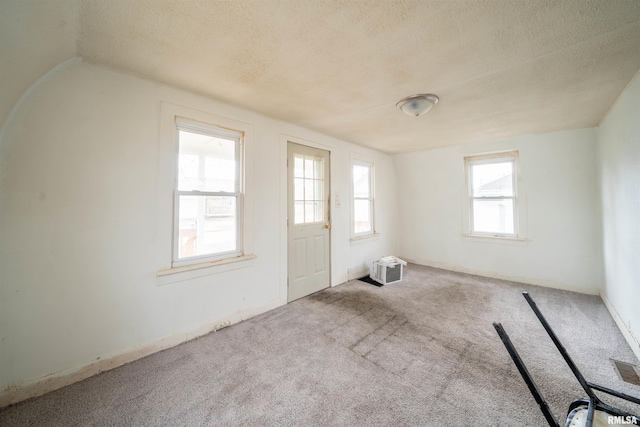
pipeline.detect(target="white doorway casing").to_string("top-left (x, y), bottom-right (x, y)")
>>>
top-left (287, 142), bottom-right (331, 302)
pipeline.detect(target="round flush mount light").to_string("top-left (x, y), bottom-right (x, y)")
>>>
top-left (396, 94), bottom-right (439, 117)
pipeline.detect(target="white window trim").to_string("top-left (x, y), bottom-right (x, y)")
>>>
top-left (350, 156), bottom-right (376, 239)
top-left (156, 102), bottom-right (254, 282)
top-left (463, 150), bottom-right (525, 240)
top-left (156, 254), bottom-right (256, 286)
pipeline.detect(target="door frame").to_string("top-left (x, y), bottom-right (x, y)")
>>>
top-left (279, 135), bottom-right (333, 303)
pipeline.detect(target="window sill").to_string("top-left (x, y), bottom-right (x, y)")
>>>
top-left (350, 233), bottom-right (380, 245)
top-left (157, 254), bottom-right (256, 285)
top-left (462, 233), bottom-right (528, 245)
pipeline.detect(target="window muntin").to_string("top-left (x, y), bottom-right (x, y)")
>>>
top-left (293, 154), bottom-right (325, 224)
top-left (173, 120), bottom-right (243, 266)
top-left (352, 160), bottom-right (374, 236)
top-left (467, 154), bottom-right (517, 237)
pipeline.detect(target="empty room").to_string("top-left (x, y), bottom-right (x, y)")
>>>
top-left (1, 0), bottom-right (639, 425)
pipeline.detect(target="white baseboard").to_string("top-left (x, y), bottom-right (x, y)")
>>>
top-left (0, 298), bottom-right (283, 408)
top-left (601, 291), bottom-right (640, 363)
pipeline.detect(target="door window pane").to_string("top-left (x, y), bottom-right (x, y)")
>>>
top-left (305, 179), bottom-right (314, 201)
top-left (314, 180), bottom-right (323, 202)
top-left (294, 156), bottom-right (304, 178)
top-left (294, 178), bottom-right (304, 200)
top-left (313, 201), bottom-right (324, 223)
top-left (293, 154), bottom-right (325, 224)
top-left (304, 157), bottom-right (314, 179)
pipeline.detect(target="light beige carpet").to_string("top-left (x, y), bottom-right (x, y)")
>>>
top-left (1, 264), bottom-right (638, 426)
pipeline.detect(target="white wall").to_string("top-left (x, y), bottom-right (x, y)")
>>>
top-left (597, 70), bottom-right (640, 360)
top-left (394, 128), bottom-right (603, 294)
top-left (0, 60), bottom-right (397, 404)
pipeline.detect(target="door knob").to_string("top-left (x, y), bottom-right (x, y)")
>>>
top-left (324, 223), bottom-right (331, 229)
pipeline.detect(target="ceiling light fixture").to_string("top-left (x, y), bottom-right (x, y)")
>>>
top-left (396, 94), bottom-right (439, 117)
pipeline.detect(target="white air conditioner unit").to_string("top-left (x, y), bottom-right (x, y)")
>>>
top-left (370, 256), bottom-right (407, 285)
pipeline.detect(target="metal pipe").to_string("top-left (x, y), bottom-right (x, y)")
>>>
top-left (493, 321), bottom-right (560, 427)
top-left (522, 292), bottom-right (600, 403)
top-left (587, 382), bottom-right (640, 406)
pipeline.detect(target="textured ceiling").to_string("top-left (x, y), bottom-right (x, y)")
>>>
top-left (78, 0), bottom-right (640, 153)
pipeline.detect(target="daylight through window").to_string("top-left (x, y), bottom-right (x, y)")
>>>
top-left (293, 154), bottom-right (325, 224)
top-left (466, 153), bottom-right (518, 237)
top-left (352, 160), bottom-right (374, 236)
top-left (173, 120), bottom-right (243, 266)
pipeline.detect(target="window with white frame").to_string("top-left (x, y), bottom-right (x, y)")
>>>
top-left (352, 159), bottom-right (374, 236)
top-left (465, 152), bottom-right (518, 237)
top-left (173, 119), bottom-right (243, 266)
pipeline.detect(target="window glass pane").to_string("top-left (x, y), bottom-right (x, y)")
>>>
top-left (314, 158), bottom-right (324, 180)
top-left (294, 178), bottom-right (304, 201)
top-left (178, 129), bottom-right (236, 192)
top-left (305, 202), bottom-right (315, 222)
top-left (354, 199), bottom-right (372, 233)
top-left (314, 201), bottom-right (324, 223)
top-left (472, 199), bottom-right (514, 234)
top-left (294, 155), bottom-right (304, 178)
top-left (304, 157), bottom-right (314, 179)
top-left (293, 155), bottom-right (325, 224)
top-left (178, 153), bottom-right (199, 191)
top-left (353, 164), bottom-right (370, 198)
top-left (204, 157), bottom-right (235, 192)
top-left (177, 195), bottom-right (237, 259)
top-left (305, 179), bottom-right (314, 201)
top-left (472, 161), bottom-right (513, 197)
top-left (314, 180), bottom-right (323, 203)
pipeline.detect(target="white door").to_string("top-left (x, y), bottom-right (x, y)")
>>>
top-left (287, 142), bottom-right (331, 302)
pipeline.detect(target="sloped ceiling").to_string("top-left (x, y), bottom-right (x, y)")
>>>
top-left (77, 0), bottom-right (640, 153)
